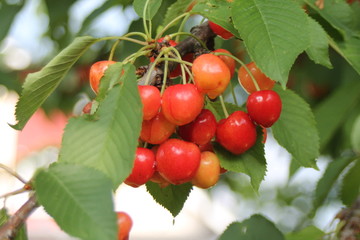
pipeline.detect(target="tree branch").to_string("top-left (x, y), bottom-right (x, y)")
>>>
top-left (137, 21), bottom-right (216, 86)
top-left (0, 194), bottom-right (39, 240)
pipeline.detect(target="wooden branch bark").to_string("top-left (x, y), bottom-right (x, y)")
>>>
top-left (0, 194), bottom-right (38, 240)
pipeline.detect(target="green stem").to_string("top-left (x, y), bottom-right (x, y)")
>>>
top-left (156, 12), bottom-right (190, 39)
top-left (213, 51), bottom-right (260, 92)
top-left (122, 31), bottom-right (149, 40)
top-left (157, 57), bottom-right (193, 66)
top-left (108, 39), bottom-right (120, 61)
top-left (144, 51), bottom-right (166, 85)
top-left (229, 80), bottom-right (238, 105)
top-left (98, 36), bottom-right (148, 46)
top-left (219, 95), bottom-right (229, 118)
top-left (142, 0), bottom-right (152, 40)
top-left (176, 14), bottom-right (191, 42)
top-left (0, 163), bottom-right (27, 184)
top-left (161, 54), bottom-right (169, 94)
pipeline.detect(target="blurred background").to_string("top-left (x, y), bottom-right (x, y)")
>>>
top-left (1, 0), bottom-right (358, 239)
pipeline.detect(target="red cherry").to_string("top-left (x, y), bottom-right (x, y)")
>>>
top-left (246, 90), bottom-right (282, 128)
top-left (212, 49), bottom-right (236, 78)
top-left (140, 112), bottom-right (176, 144)
top-left (216, 111), bottom-right (257, 155)
top-left (192, 151), bottom-right (220, 189)
top-left (238, 62), bottom-right (276, 94)
top-left (117, 212), bottom-right (133, 240)
top-left (156, 139), bottom-right (201, 185)
top-left (138, 85), bottom-right (161, 120)
top-left (124, 148), bottom-right (156, 187)
top-left (178, 109), bottom-right (217, 145)
top-left (208, 21), bottom-right (234, 39)
top-left (82, 101), bottom-right (92, 114)
top-left (161, 84), bottom-right (204, 126)
top-left (89, 60), bottom-right (116, 93)
top-left (198, 142), bottom-right (214, 152)
top-left (192, 54), bottom-right (231, 99)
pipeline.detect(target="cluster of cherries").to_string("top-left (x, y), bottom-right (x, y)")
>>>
top-left (84, 21), bottom-right (283, 240)
top-left (85, 22), bottom-right (282, 191)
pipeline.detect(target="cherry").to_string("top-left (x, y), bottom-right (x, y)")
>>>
top-left (216, 111), bottom-right (257, 155)
top-left (208, 21), bottom-right (234, 39)
top-left (149, 171), bottom-right (171, 188)
top-left (238, 62), bottom-right (276, 94)
top-left (246, 90), bottom-right (282, 128)
top-left (116, 212), bottom-right (133, 240)
top-left (138, 85), bottom-right (161, 120)
top-left (198, 142), bottom-right (214, 152)
top-left (124, 148), bottom-right (156, 187)
top-left (156, 139), bottom-right (201, 185)
top-left (192, 54), bottom-right (231, 99)
top-left (89, 60), bottom-right (116, 94)
top-left (192, 151), bottom-right (220, 189)
top-left (140, 112), bottom-right (176, 144)
top-left (178, 109), bottom-right (217, 145)
top-left (213, 49), bottom-right (236, 78)
top-left (161, 84), bottom-right (204, 126)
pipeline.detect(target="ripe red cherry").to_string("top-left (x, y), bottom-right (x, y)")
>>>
top-left (178, 109), bottom-right (217, 145)
top-left (82, 101), bottom-right (92, 114)
top-left (117, 212), bottom-right (133, 240)
top-left (246, 90), bottom-right (282, 128)
top-left (124, 148), bottom-right (156, 187)
top-left (238, 62), bottom-right (276, 94)
top-left (89, 60), bottom-right (116, 93)
top-left (140, 112), bottom-right (176, 144)
top-left (212, 49), bottom-right (236, 78)
top-left (138, 85), bottom-right (161, 120)
top-left (161, 84), bottom-right (204, 126)
top-left (192, 54), bottom-right (231, 99)
top-left (216, 111), bottom-right (257, 155)
top-left (208, 21), bottom-right (234, 39)
top-left (156, 139), bottom-right (201, 185)
top-left (192, 151), bottom-right (220, 189)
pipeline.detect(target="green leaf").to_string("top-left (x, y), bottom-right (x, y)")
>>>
top-left (163, 0), bottom-right (194, 26)
top-left (313, 157), bottom-right (356, 211)
top-left (340, 158), bottom-right (360, 206)
top-left (314, 81), bottom-right (360, 151)
top-left (146, 182), bottom-right (192, 218)
top-left (34, 163), bottom-right (117, 240)
top-left (272, 87), bottom-right (319, 169)
top-left (59, 63), bottom-right (142, 188)
top-left (0, 2), bottom-right (25, 42)
top-left (219, 215), bottom-right (285, 240)
top-left (192, 0), bottom-right (240, 38)
top-left (12, 36), bottom-right (98, 130)
top-left (0, 208), bottom-right (28, 240)
top-left (286, 226), bottom-right (324, 240)
top-left (306, 17), bottom-right (332, 69)
top-left (304, 0), bottom-right (360, 38)
top-left (214, 128), bottom-right (266, 192)
top-left (232, 0), bottom-right (310, 86)
top-left (351, 115), bottom-right (360, 153)
top-left (331, 36), bottom-right (360, 76)
top-left (133, 0), bottom-right (162, 20)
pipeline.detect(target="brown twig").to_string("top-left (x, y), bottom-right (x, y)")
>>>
top-left (0, 194), bottom-right (39, 240)
top-left (335, 196), bottom-right (360, 240)
top-left (137, 21), bottom-right (216, 86)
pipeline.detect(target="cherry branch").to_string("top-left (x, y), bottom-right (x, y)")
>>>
top-left (0, 194), bottom-right (38, 240)
top-left (137, 21), bottom-right (216, 86)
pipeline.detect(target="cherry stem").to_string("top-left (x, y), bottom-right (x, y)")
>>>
top-left (144, 51), bottom-right (166, 85)
top-left (170, 32), bottom-right (208, 50)
top-left (156, 13), bottom-right (190, 40)
top-left (0, 188), bottom-right (29, 199)
top-left (213, 51), bottom-right (260, 92)
top-left (167, 47), bottom-right (193, 83)
top-left (142, 0), bottom-right (152, 40)
top-left (99, 36), bottom-right (148, 46)
top-left (219, 95), bottom-right (229, 118)
top-left (108, 39), bottom-right (120, 61)
top-left (176, 14), bottom-right (191, 42)
top-left (228, 80), bottom-right (238, 105)
top-left (161, 53), bottom-right (169, 93)
top-left (0, 164), bottom-right (27, 184)
top-left (157, 57), bottom-right (193, 66)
